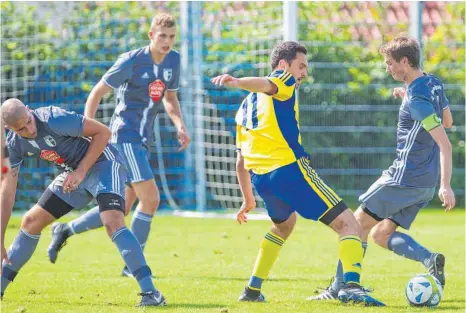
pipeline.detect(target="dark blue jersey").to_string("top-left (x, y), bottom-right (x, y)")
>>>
top-left (384, 74), bottom-right (449, 188)
top-left (102, 46), bottom-right (180, 144)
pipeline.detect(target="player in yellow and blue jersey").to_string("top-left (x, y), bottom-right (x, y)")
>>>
top-left (211, 41), bottom-right (384, 306)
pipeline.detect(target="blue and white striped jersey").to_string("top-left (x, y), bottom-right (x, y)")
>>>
top-left (102, 46), bottom-right (180, 144)
top-left (7, 106), bottom-right (119, 172)
top-left (384, 74), bottom-right (449, 188)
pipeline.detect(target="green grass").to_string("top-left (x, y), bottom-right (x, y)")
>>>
top-left (2, 210), bottom-right (465, 313)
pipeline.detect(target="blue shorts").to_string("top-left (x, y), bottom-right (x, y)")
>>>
top-left (359, 175), bottom-right (436, 229)
top-left (114, 143), bottom-right (154, 184)
top-left (48, 160), bottom-right (127, 209)
top-left (251, 157), bottom-right (347, 224)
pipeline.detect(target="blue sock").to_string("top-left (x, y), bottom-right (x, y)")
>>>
top-left (67, 206), bottom-right (103, 235)
top-left (112, 227), bottom-right (156, 293)
top-left (130, 211), bottom-right (153, 251)
top-left (1, 229), bottom-right (40, 294)
top-left (332, 242), bottom-right (367, 291)
top-left (248, 276), bottom-right (263, 290)
top-left (387, 231), bottom-right (432, 267)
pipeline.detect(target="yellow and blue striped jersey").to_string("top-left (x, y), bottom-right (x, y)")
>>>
top-left (235, 70), bottom-right (307, 174)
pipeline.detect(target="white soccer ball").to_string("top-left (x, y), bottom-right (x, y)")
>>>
top-left (405, 274), bottom-right (443, 307)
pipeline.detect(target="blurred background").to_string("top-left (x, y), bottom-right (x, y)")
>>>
top-left (1, 1), bottom-right (464, 212)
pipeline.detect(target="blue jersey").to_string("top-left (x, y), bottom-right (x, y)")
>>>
top-left (384, 74), bottom-right (449, 188)
top-left (7, 106), bottom-right (119, 172)
top-left (102, 46), bottom-right (180, 144)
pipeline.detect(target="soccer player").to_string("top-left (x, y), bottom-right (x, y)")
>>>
top-left (0, 99), bottom-right (165, 306)
top-left (47, 13), bottom-right (190, 277)
top-left (310, 34), bottom-right (455, 301)
top-left (210, 41), bottom-right (385, 306)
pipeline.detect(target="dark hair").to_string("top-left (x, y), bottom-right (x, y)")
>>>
top-left (379, 33), bottom-right (421, 69)
top-left (270, 41), bottom-right (307, 70)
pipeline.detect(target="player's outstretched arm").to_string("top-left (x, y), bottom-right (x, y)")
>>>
top-left (211, 74), bottom-right (277, 95)
top-left (236, 151), bottom-right (256, 224)
top-left (1, 166), bottom-right (19, 266)
top-left (162, 91), bottom-right (191, 151)
top-left (84, 80), bottom-right (112, 119)
top-left (429, 126), bottom-right (455, 211)
top-left (63, 118), bottom-right (111, 193)
top-left (442, 107), bottom-right (453, 129)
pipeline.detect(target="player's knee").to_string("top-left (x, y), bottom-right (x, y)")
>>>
top-left (271, 213), bottom-right (296, 239)
top-left (371, 228), bottom-right (388, 247)
top-left (330, 209), bottom-right (361, 237)
top-left (371, 226), bottom-right (392, 248)
top-left (354, 208), bottom-right (375, 233)
top-left (21, 209), bottom-right (47, 235)
top-left (100, 211), bottom-right (125, 236)
top-left (139, 193), bottom-right (160, 213)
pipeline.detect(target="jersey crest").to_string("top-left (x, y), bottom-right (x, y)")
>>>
top-left (163, 68), bottom-right (172, 81)
top-left (44, 135), bottom-right (57, 147)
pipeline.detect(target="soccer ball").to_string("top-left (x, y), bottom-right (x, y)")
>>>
top-left (405, 274), bottom-right (443, 307)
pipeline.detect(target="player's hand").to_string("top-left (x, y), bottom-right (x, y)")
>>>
top-left (63, 169), bottom-right (86, 193)
top-left (438, 185), bottom-right (455, 211)
top-left (236, 199), bottom-right (256, 224)
top-left (211, 74), bottom-right (239, 88)
top-left (177, 127), bottom-right (191, 151)
top-left (1, 243), bottom-right (10, 270)
top-left (393, 87), bottom-right (406, 99)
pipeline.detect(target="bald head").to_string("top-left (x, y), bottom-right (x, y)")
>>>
top-left (2, 98), bottom-right (28, 126)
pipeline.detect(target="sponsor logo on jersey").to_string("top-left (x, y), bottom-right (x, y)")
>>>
top-left (148, 79), bottom-right (166, 103)
top-left (40, 150), bottom-right (64, 164)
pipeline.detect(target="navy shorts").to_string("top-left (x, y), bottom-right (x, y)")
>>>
top-left (359, 175), bottom-right (435, 229)
top-left (48, 160), bottom-right (127, 209)
top-left (114, 143), bottom-right (154, 184)
top-left (251, 157), bottom-right (347, 225)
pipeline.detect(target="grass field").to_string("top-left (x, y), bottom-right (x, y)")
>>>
top-left (1, 209), bottom-right (464, 313)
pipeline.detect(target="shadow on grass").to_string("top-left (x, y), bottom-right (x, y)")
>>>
top-left (389, 304), bottom-right (464, 311)
top-left (178, 276), bottom-right (311, 282)
top-left (159, 303), bottom-right (227, 309)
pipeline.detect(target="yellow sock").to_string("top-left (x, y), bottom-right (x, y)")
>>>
top-left (338, 235), bottom-right (364, 285)
top-left (248, 232), bottom-right (285, 290)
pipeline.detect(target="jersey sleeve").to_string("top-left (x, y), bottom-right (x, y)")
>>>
top-left (410, 96), bottom-right (441, 131)
top-left (6, 133), bottom-right (23, 168)
top-left (167, 55), bottom-right (180, 91)
top-left (101, 53), bottom-right (134, 89)
top-left (266, 70), bottom-right (296, 101)
top-left (48, 107), bottom-right (85, 137)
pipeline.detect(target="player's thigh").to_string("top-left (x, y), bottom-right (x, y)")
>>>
top-left (84, 160), bottom-right (127, 214)
top-left (44, 173), bottom-right (93, 217)
top-left (251, 172), bottom-right (295, 223)
top-left (270, 157), bottom-right (347, 225)
top-left (21, 204), bottom-right (57, 234)
top-left (359, 180), bottom-right (434, 226)
top-left (115, 143), bottom-right (155, 184)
